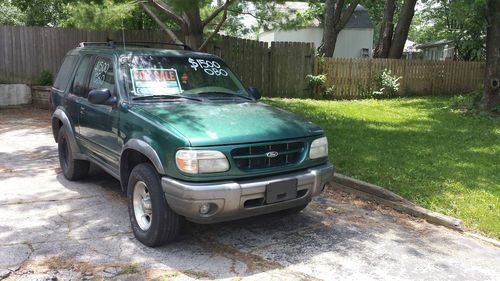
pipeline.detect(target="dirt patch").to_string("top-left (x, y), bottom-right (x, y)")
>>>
top-left (324, 189), bottom-right (431, 236)
top-left (196, 235), bottom-right (282, 273)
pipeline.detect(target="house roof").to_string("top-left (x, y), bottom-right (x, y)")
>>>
top-left (344, 5), bottom-right (373, 29)
top-left (416, 39), bottom-right (451, 49)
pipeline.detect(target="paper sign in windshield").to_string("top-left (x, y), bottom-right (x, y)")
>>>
top-left (130, 68), bottom-right (182, 95)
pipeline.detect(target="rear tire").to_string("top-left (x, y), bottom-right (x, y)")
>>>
top-left (57, 128), bottom-right (89, 180)
top-left (127, 163), bottom-right (182, 247)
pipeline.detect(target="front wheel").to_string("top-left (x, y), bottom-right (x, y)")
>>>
top-left (127, 163), bottom-right (182, 247)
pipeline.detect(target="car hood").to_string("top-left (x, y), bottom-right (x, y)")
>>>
top-left (133, 101), bottom-right (323, 146)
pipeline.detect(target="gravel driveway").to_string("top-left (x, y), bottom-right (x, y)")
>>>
top-left (0, 108), bottom-right (499, 281)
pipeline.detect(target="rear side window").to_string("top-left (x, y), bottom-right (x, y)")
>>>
top-left (89, 57), bottom-right (115, 95)
top-left (53, 55), bottom-right (78, 91)
top-left (71, 56), bottom-right (93, 98)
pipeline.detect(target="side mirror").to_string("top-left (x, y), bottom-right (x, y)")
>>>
top-left (88, 89), bottom-right (116, 106)
top-left (247, 87), bottom-right (261, 100)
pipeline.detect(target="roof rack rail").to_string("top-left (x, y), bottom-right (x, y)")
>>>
top-left (77, 41), bottom-right (192, 51)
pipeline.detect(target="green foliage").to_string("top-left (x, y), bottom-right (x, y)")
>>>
top-left (59, 0), bottom-right (138, 31)
top-left (35, 70), bottom-right (53, 86)
top-left (411, 0), bottom-right (487, 61)
top-left (306, 73), bottom-right (336, 99)
top-left (449, 90), bottom-right (482, 113)
top-left (372, 69), bottom-right (401, 99)
top-left (119, 264), bottom-right (139, 274)
top-left (306, 74), bottom-right (327, 89)
top-left (201, 1), bottom-right (251, 37)
top-left (264, 96), bottom-right (500, 238)
top-left (252, 1), bottom-right (323, 35)
top-left (12, 0), bottom-right (69, 26)
top-left (0, 2), bottom-right (26, 26)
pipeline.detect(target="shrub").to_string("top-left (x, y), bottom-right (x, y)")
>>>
top-left (306, 74), bottom-right (337, 99)
top-left (35, 70), bottom-right (53, 86)
top-left (371, 69), bottom-right (401, 99)
top-left (306, 74), bottom-right (327, 89)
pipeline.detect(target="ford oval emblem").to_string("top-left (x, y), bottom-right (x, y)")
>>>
top-left (266, 151), bottom-right (279, 158)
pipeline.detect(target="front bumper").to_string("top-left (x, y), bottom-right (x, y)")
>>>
top-left (161, 163), bottom-right (334, 223)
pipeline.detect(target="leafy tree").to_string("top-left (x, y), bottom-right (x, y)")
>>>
top-left (251, 1), bottom-right (323, 34)
top-left (0, 2), bottom-right (26, 26)
top-left (412, 0), bottom-right (487, 61)
top-left (204, 1), bottom-right (251, 37)
top-left (139, 0), bottom-right (238, 50)
top-left (60, 0), bottom-right (133, 30)
top-left (13, 0), bottom-right (69, 26)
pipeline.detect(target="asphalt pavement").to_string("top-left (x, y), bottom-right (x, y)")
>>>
top-left (0, 108), bottom-right (499, 281)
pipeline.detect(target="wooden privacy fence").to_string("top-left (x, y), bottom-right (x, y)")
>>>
top-left (0, 25), bottom-right (314, 98)
top-left (0, 26), bottom-right (171, 84)
top-left (0, 25), bottom-right (484, 99)
top-left (207, 38), bottom-right (314, 98)
top-left (314, 58), bottom-right (485, 99)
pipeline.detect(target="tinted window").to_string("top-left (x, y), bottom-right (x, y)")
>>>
top-left (71, 56), bottom-right (93, 97)
top-left (89, 57), bottom-right (115, 95)
top-left (53, 55), bottom-right (78, 91)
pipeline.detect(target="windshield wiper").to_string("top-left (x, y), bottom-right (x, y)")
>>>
top-left (196, 92), bottom-right (253, 101)
top-left (132, 94), bottom-right (202, 102)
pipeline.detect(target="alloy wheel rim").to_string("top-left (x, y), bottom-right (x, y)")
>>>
top-left (133, 181), bottom-right (152, 231)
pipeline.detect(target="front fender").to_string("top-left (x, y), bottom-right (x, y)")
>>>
top-left (121, 139), bottom-right (166, 175)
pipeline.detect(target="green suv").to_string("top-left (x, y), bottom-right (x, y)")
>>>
top-left (50, 42), bottom-right (334, 246)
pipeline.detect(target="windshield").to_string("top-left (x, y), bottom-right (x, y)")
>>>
top-left (119, 55), bottom-right (251, 100)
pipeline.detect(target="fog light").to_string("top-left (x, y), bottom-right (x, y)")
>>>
top-left (199, 203), bottom-right (211, 214)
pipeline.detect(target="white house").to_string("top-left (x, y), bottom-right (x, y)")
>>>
top-left (259, 5), bottom-right (374, 58)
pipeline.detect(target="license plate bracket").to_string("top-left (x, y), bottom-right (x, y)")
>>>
top-left (266, 179), bottom-right (298, 204)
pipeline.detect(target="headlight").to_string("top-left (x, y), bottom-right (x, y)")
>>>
top-left (175, 150), bottom-right (229, 174)
top-left (309, 137), bottom-right (328, 159)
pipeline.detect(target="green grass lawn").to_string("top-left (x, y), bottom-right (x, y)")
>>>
top-left (264, 96), bottom-right (500, 238)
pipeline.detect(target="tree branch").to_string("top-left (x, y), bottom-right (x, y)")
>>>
top-left (199, 5), bottom-right (229, 51)
top-left (140, 2), bottom-right (184, 45)
top-left (336, 0), bottom-right (361, 31)
top-left (202, 0), bottom-right (234, 28)
top-left (331, 0), bottom-right (344, 27)
top-left (147, 0), bottom-right (184, 26)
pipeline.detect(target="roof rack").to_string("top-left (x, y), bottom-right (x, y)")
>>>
top-left (77, 41), bottom-right (192, 51)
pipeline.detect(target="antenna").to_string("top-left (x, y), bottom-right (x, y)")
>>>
top-left (121, 17), bottom-right (126, 52)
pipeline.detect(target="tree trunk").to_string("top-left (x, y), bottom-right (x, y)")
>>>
top-left (319, 0), bottom-right (341, 57)
top-left (182, 8), bottom-right (204, 50)
top-left (374, 0), bottom-right (396, 58)
top-left (388, 0), bottom-right (417, 59)
top-left (480, 0), bottom-right (500, 112)
top-left (319, 0), bottom-right (360, 57)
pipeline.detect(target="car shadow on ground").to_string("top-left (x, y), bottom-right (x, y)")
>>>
top-left (20, 164), bottom-right (449, 279)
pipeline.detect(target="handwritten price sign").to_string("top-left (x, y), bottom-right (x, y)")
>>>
top-left (188, 58), bottom-right (228, 76)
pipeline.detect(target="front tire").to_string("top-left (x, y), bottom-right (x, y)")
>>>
top-left (57, 128), bottom-right (89, 180)
top-left (127, 163), bottom-right (182, 247)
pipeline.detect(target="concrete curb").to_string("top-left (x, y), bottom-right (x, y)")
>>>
top-left (331, 173), bottom-right (466, 232)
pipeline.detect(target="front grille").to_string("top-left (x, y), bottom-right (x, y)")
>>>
top-left (231, 141), bottom-right (305, 170)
